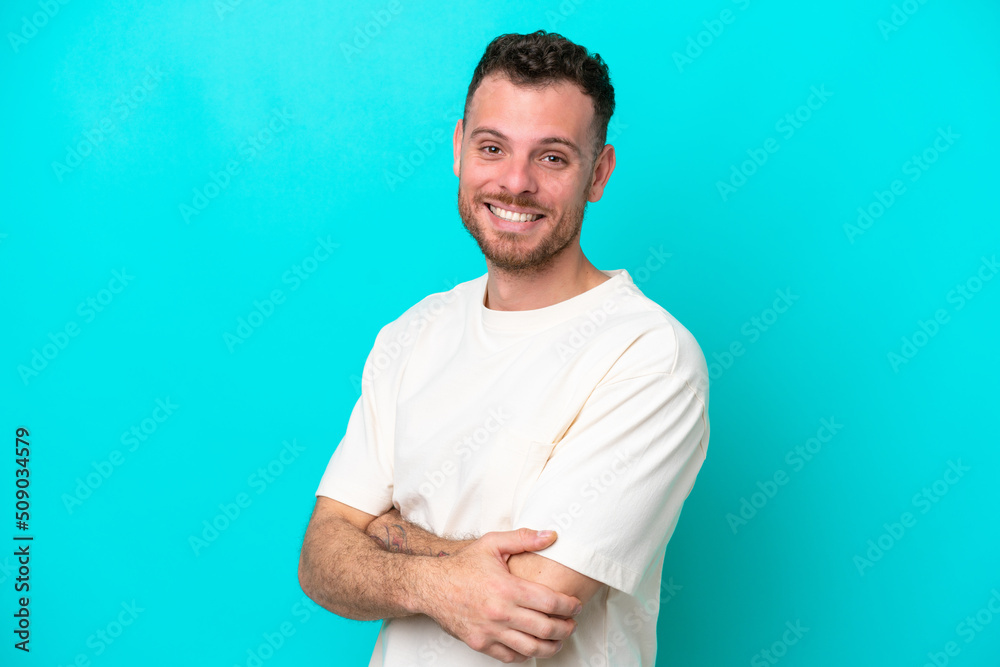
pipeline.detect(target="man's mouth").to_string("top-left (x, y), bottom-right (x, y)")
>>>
top-left (484, 202), bottom-right (545, 223)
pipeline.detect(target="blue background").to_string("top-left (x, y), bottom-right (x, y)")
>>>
top-left (2, 0), bottom-right (999, 665)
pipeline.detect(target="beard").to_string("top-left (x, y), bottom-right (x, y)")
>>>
top-left (457, 185), bottom-right (588, 277)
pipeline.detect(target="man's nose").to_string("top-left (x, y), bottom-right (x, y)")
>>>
top-left (496, 154), bottom-right (538, 196)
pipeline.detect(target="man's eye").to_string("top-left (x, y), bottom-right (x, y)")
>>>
top-left (478, 147), bottom-right (564, 163)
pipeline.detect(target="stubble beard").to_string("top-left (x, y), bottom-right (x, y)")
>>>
top-left (457, 186), bottom-right (588, 277)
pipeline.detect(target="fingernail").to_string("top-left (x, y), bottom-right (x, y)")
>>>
top-left (573, 604), bottom-right (583, 615)
top-left (537, 530), bottom-right (554, 539)
top-left (555, 641), bottom-right (563, 651)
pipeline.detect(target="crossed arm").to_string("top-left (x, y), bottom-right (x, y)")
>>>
top-left (365, 506), bottom-right (471, 556)
top-left (298, 496), bottom-right (603, 663)
top-left (364, 505), bottom-right (601, 606)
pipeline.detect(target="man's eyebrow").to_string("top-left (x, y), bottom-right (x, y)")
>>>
top-left (469, 127), bottom-right (582, 157)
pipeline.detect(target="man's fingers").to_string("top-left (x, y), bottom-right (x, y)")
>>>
top-left (497, 628), bottom-right (565, 660)
top-left (506, 606), bottom-right (577, 642)
top-left (484, 527), bottom-right (557, 557)
top-left (483, 643), bottom-right (528, 663)
top-left (513, 578), bottom-right (582, 619)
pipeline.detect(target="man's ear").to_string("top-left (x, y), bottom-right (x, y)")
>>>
top-left (453, 118), bottom-right (464, 178)
top-left (587, 143), bottom-right (616, 203)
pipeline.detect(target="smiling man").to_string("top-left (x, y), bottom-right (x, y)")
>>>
top-left (298, 31), bottom-right (710, 666)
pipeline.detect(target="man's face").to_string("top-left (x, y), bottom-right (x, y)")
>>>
top-left (454, 73), bottom-right (609, 276)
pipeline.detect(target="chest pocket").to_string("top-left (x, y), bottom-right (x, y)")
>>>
top-left (478, 428), bottom-right (557, 533)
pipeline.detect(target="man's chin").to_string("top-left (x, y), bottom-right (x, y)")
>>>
top-left (481, 239), bottom-right (563, 275)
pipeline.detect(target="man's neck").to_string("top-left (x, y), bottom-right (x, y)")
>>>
top-left (483, 253), bottom-right (610, 312)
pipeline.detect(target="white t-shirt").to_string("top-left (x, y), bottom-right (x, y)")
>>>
top-left (315, 268), bottom-right (710, 667)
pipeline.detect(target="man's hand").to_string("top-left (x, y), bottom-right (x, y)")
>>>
top-left (302, 498), bottom-right (581, 662)
top-left (363, 507), bottom-right (598, 661)
top-left (416, 528), bottom-right (582, 663)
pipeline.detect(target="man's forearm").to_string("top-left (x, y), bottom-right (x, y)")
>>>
top-left (365, 508), bottom-right (476, 556)
top-left (299, 510), bottom-right (440, 622)
top-left (301, 498), bottom-right (584, 662)
top-left (366, 510), bottom-right (603, 615)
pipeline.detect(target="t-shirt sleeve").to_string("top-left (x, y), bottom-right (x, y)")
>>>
top-left (512, 371), bottom-right (709, 596)
top-left (314, 327), bottom-right (395, 517)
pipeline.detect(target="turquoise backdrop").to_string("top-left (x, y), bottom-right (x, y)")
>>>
top-left (2, 0), bottom-right (998, 665)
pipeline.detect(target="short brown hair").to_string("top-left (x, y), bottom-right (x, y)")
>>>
top-left (463, 30), bottom-right (616, 166)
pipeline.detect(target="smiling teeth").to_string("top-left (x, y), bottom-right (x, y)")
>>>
top-left (489, 204), bottom-right (540, 223)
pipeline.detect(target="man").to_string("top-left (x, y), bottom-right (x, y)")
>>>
top-left (298, 30), bottom-right (710, 666)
